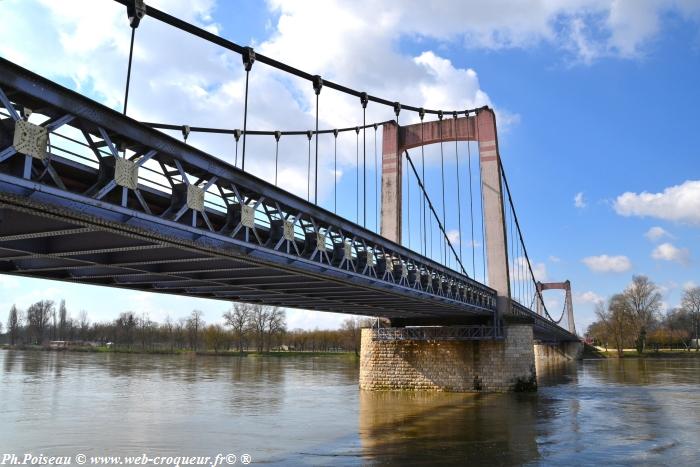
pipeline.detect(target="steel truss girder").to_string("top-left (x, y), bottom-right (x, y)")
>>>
top-left (0, 57), bottom-right (499, 321)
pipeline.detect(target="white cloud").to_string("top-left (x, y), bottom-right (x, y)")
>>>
top-left (549, 255), bottom-right (561, 263)
top-left (651, 242), bottom-right (690, 265)
top-left (512, 256), bottom-right (547, 282)
top-left (645, 226), bottom-right (672, 241)
top-left (286, 309), bottom-right (354, 330)
top-left (574, 192), bottom-right (586, 208)
top-left (358, 0), bottom-right (700, 64)
top-left (614, 180), bottom-right (700, 225)
top-left (658, 281), bottom-right (677, 296)
top-left (544, 298), bottom-right (561, 311)
top-left (684, 281), bottom-right (698, 291)
top-left (582, 254), bottom-right (631, 273)
top-left (446, 229), bottom-right (460, 244)
top-left (578, 291), bottom-right (604, 304)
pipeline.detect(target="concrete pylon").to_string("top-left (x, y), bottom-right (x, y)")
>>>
top-left (380, 122), bottom-right (401, 244)
top-left (379, 108), bottom-right (511, 319)
top-left (536, 280), bottom-right (577, 335)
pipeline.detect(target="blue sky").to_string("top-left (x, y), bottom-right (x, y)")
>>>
top-left (0, 0), bottom-right (699, 332)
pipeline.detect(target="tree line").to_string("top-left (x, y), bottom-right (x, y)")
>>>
top-left (2, 300), bottom-right (373, 354)
top-left (585, 275), bottom-right (700, 355)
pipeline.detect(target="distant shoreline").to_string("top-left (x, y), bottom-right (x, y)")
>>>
top-left (0, 344), bottom-right (358, 358)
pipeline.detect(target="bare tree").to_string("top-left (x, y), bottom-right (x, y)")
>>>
top-left (175, 317), bottom-right (188, 349)
top-left (249, 305), bottom-right (269, 352)
top-left (58, 300), bottom-right (68, 340)
top-left (26, 300), bottom-right (54, 344)
top-left (51, 303), bottom-right (58, 340)
top-left (115, 312), bottom-right (136, 348)
top-left (341, 318), bottom-right (363, 356)
top-left (250, 304), bottom-right (267, 352)
top-left (7, 305), bottom-right (20, 346)
top-left (78, 310), bottom-right (90, 341)
top-left (223, 303), bottom-right (251, 352)
top-left (265, 307), bottom-right (286, 351)
top-left (203, 324), bottom-right (228, 353)
top-left (624, 275), bottom-right (662, 353)
top-left (162, 315), bottom-right (175, 352)
top-left (187, 310), bottom-right (205, 351)
top-left (682, 286), bottom-right (700, 350)
top-left (596, 294), bottom-right (634, 357)
top-left (136, 313), bottom-right (156, 350)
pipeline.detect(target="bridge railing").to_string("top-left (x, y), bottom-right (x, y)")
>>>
top-left (0, 58), bottom-right (498, 315)
top-left (511, 302), bottom-right (577, 342)
top-left (372, 325), bottom-right (501, 341)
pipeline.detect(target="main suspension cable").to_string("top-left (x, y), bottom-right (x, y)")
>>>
top-left (111, 0), bottom-right (488, 119)
top-left (143, 120), bottom-right (393, 138)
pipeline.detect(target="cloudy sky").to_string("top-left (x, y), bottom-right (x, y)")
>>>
top-left (0, 0), bottom-right (699, 332)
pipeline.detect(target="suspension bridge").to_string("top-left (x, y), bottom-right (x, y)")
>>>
top-left (0, 0), bottom-right (581, 392)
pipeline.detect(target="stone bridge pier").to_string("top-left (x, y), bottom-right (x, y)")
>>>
top-left (359, 325), bottom-right (583, 393)
top-left (359, 321), bottom-right (538, 392)
top-left (534, 341), bottom-right (584, 364)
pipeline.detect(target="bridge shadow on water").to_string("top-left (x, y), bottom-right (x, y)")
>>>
top-left (358, 390), bottom-right (542, 465)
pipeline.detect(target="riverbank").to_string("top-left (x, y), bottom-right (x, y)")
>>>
top-left (0, 344), bottom-right (357, 358)
top-left (594, 348), bottom-right (700, 359)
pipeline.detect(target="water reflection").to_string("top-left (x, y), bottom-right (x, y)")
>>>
top-left (360, 391), bottom-right (541, 465)
top-left (1, 351), bottom-right (699, 465)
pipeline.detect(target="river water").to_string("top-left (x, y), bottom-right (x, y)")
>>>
top-left (1, 351), bottom-right (699, 466)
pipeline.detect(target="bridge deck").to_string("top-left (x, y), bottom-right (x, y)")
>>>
top-left (0, 58), bottom-right (576, 341)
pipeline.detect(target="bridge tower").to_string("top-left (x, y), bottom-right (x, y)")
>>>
top-left (536, 281), bottom-right (576, 335)
top-left (380, 108), bottom-right (511, 321)
top-left (360, 108), bottom-right (538, 392)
